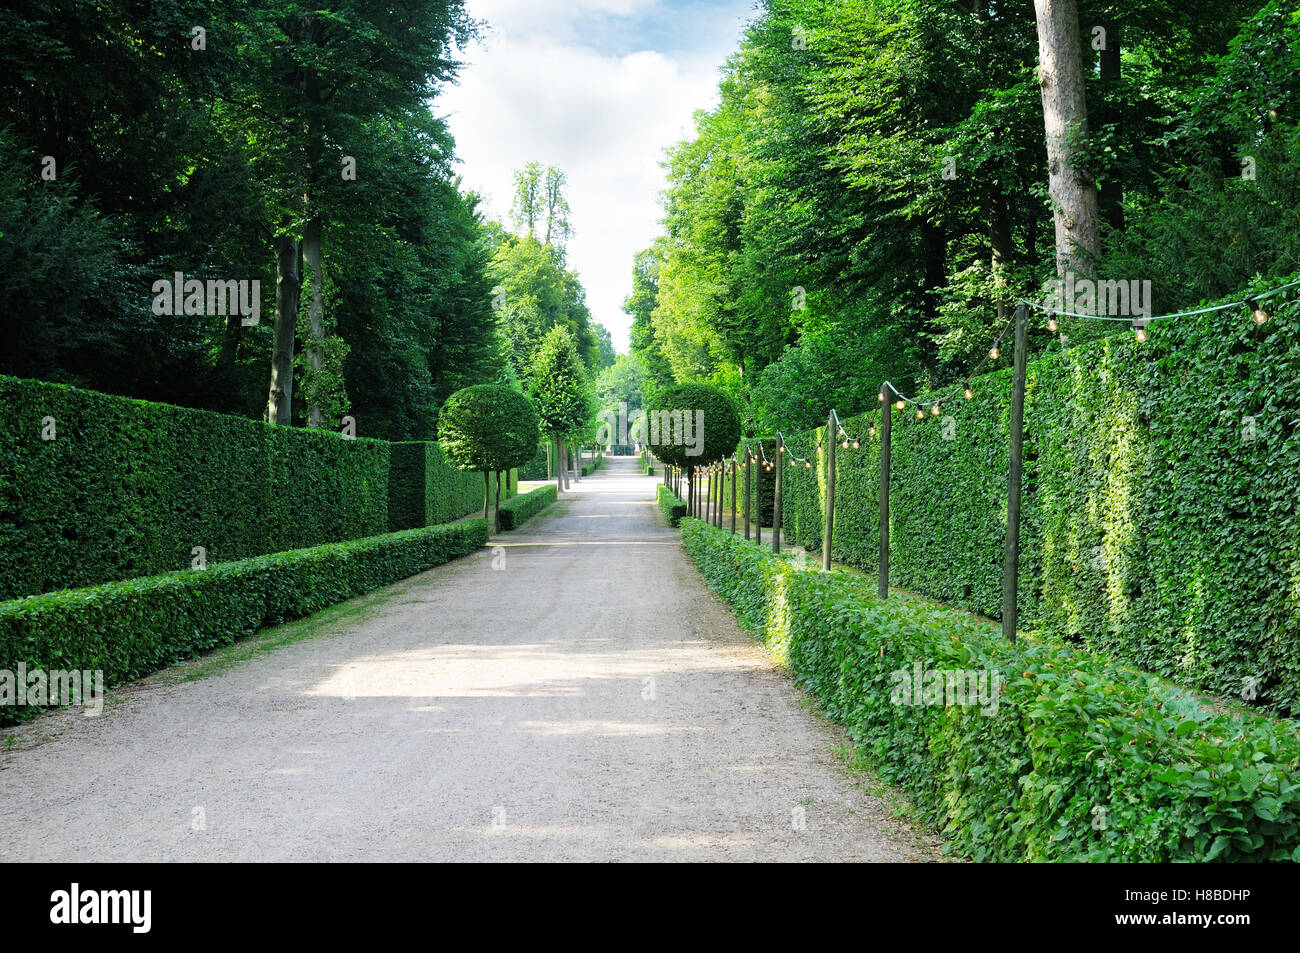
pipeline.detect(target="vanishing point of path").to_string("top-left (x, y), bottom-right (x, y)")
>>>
top-left (0, 456), bottom-right (940, 862)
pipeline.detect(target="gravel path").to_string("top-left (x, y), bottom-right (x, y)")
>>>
top-left (0, 457), bottom-right (939, 862)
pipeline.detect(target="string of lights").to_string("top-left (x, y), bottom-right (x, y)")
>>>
top-left (1022, 275), bottom-right (1300, 340)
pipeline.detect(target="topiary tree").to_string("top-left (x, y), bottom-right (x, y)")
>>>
top-left (438, 384), bottom-right (540, 533)
top-left (647, 382), bottom-right (740, 516)
top-left (527, 325), bottom-right (591, 494)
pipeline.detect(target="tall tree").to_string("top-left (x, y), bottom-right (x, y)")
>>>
top-left (1034, 0), bottom-right (1100, 276)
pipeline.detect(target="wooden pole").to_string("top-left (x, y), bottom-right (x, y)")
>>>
top-left (716, 467), bottom-right (723, 528)
top-left (730, 461), bottom-right (737, 534)
top-left (773, 434), bottom-right (783, 553)
top-left (879, 385), bottom-right (894, 599)
top-left (744, 453), bottom-right (752, 540)
top-left (1002, 302), bottom-right (1030, 643)
top-left (756, 456), bottom-right (763, 547)
top-left (822, 413), bottom-right (836, 571)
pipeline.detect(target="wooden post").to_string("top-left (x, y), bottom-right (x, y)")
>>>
top-left (822, 413), bottom-right (836, 571)
top-left (756, 453), bottom-right (763, 547)
top-left (716, 467), bottom-right (723, 528)
top-left (773, 434), bottom-right (784, 553)
top-left (744, 453), bottom-right (752, 540)
top-left (879, 385), bottom-right (893, 599)
top-left (1002, 302), bottom-right (1030, 643)
top-left (730, 461), bottom-right (737, 534)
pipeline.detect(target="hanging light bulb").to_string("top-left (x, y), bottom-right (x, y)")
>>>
top-left (852, 439), bottom-right (860, 449)
top-left (1133, 319), bottom-right (1147, 343)
top-left (841, 438), bottom-right (849, 449)
top-left (963, 384), bottom-right (974, 400)
top-left (931, 404), bottom-right (941, 416)
top-left (804, 460), bottom-right (812, 469)
top-left (1248, 298), bottom-right (1269, 324)
top-left (894, 399), bottom-right (906, 411)
top-left (878, 391), bottom-right (886, 402)
top-left (868, 425), bottom-right (877, 437)
top-left (915, 409), bottom-right (925, 420)
top-left (989, 340), bottom-right (1001, 360)
top-left (1047, 312), bottom-right (1058, 333)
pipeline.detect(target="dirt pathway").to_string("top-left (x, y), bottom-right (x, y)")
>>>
top-left (0, 456), bottom-right (938, 861)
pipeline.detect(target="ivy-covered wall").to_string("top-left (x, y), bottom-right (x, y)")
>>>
top-left (775, 286), bottom-right (1300, 715)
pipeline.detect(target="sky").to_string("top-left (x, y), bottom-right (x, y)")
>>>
top-left (437, 0), bottom-right (757, 354)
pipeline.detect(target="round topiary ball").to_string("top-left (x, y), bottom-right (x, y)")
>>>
top-left (438, 384), bottom-right (540, 472)
top-left (647, 382), bottom-right (741, 471)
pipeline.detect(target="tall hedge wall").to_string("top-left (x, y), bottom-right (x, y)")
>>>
top-left (386, 442), bottom-right (499, 531)
top-left (776, 284), bottom-right (1300, 715)
top-left (0, 375), bottom-right (390, 600)
top-left (1, 375), bottom-right (511, 601)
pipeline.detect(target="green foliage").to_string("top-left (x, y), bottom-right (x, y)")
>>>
top-left (776, 282), bottom-right (1300, 715)
top-left (657, 485), bottom-right (688, 527)
top-left (518, 443), bottom-right (550, 480)
top-left (527, 325), bottom-right (592, 437)
top-left (491, 231), bottom-right (598, 379)
top-left (647, 382), bottom-right (741, 470)
top-left (497, 485), bottom-right (557, 531)
top-left (681, 518), bottom-right (1300, 862)
top-left (386, 442), bottom-right (485, 531)
top-left (438, 384), bottom-right (540, 473)
top-left (0, 520), bottom-right (487, 725)
top-left (580, 454), bottom-right (604, 477)
top-left (0, 374), bottom-right (390, 601)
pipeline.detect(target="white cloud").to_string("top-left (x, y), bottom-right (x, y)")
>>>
top-left (437, 0), bottom-right (752, 353)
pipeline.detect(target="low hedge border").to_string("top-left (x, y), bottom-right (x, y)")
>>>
top-left (680, 517), bottom-right (1300, 862)
top-left (498, 485), bottom-right (557, 531)
top-left (657, 485), bottom-right (687, 527)
top-left (0, 520), bottom-right (487, 724)
top-left (581, 453), bottom-right (604, 477)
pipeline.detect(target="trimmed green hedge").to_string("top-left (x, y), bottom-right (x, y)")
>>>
top-left (657, 485), bottom-right (687, 527)
top-left (776, 283), bottom-right (1300, 715)
top-left (581, 453), bottom-right (604, 477)
top-left (0, 520), bottom-right (488, 723)
top-left (519, 443), bottom-right (550, 480)
top-left (498, 484), bottom-right (557, 531)
top-left (681, 518), bottom-right (1300, 862)
top-left (0, 374), bottom-right (391, 601)
top-left (719, 442), bottom-right (775, 526)
top-left (387, 442), bottom-right (504, 531)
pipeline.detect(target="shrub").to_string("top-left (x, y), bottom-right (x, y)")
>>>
top-left (497, 485), bottom-right (557, 531)
top-left (438, 384), bottom-right (540, 528)
top-left (775, 282), bottom-right (1300, 715)
top-left (0, 520), bottom-right (488, 724)
top-left (657, 485), bottom-right (687, 527)
top-left (581, 453), bottom-right (604, 476)
top-left (0, 374), bottom-right (390, 600)
top-left (680, 517), bottom-right (1300, 862)
top-left (647, 382), bottom-right (741, 472)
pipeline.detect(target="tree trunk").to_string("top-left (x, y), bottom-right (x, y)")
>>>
top-left (267, 233), bottom-right (300, 424)
top-left (1034, 0), bottom-right (1099, 277)
top-left (558, 437), bottom-right (569, 491)
top-left (303, 215), bottom-right (325, 428)
top-left (483, 470), bottom-right (491, 523)
top-left (987, 182), bottom-right (1015, 320)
